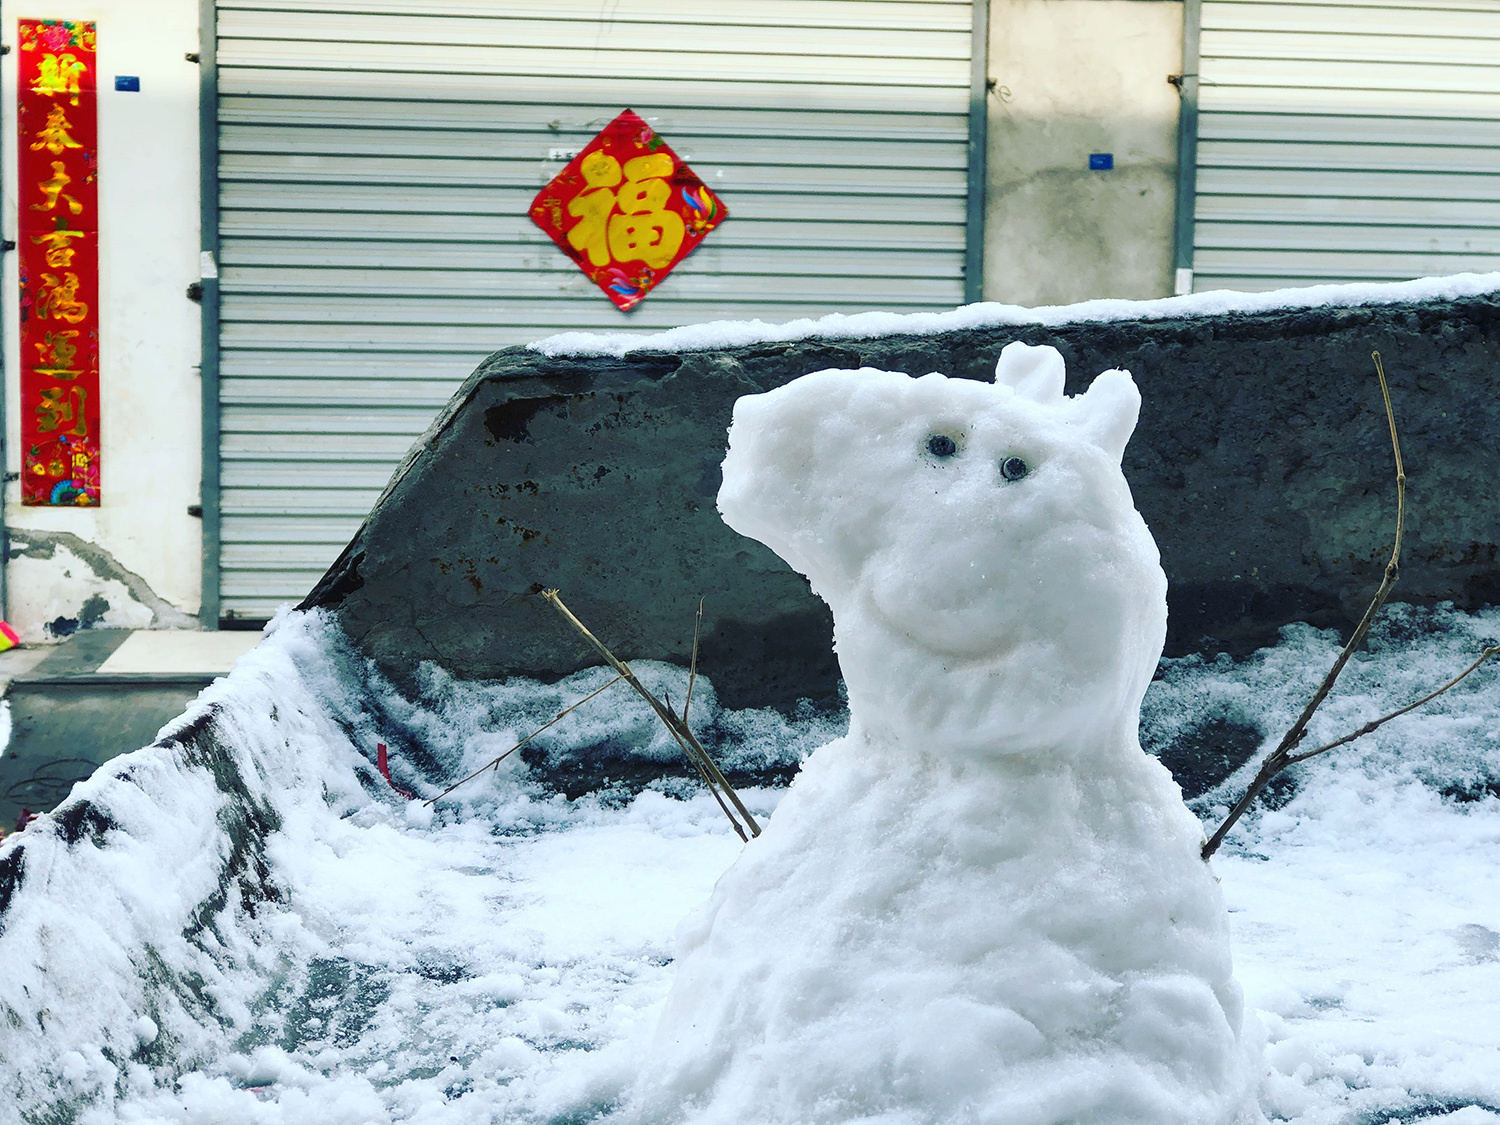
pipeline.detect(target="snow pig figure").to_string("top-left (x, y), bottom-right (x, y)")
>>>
top-left (629, 344), bottom-right (1256, 1125)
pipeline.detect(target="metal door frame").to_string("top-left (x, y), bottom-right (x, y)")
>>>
top-left (965, 0), bottom-right (990, 304)
top-left (1172, 0), bottom-right (1202, 296)
top-left (198, 0), bottom-right (222, 627)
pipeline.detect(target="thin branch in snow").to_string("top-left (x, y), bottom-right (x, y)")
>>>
top-left (1281, 644), bottom-right (1500, 768)
top-left (424, 674), bottom-right (625, 806)
top-left (1203, 350), bottom-right (1408, 861)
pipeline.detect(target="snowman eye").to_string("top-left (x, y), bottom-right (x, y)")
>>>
top-left (926, 434), bottom-right (958, 458)
top-left (1000, 456), bottom-right (1029, 482)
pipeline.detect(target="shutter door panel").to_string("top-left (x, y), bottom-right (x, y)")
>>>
top-left (222, 221), bottom-right (970, 253)
top-left (226, 0), bottom-right (968, 28)
top-left (216, 0), bottom-right (975, 620)
top-left (1210, 2), bottom-right (1500, 34)
top-left (219, 69), bottom-right (970, 112)
top-left (1192, 0), bottom-right (1500, 292)
top-left (219, 17), bottom-right (969, 66)
top-left (219, 98), bottom-right (972, 141)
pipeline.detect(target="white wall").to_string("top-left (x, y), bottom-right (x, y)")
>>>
top-left (984, 0), bottom-right (1185, 306)
top-left (2, 0), bottom-right (203, 640)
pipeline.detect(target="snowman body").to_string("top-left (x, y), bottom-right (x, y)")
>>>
top-left (632, 345), bottom-right (1254, 1125)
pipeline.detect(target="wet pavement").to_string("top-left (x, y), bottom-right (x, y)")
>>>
top-left (0, 630), bottom-right (261, 831)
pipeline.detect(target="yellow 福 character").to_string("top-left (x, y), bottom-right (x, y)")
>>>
top-left (36, 272), bottom-right (89, 324)
top-left (30, 162), bottom-right (84, 215)
top-left (30, 229), bottom-right (87, 268)
top-left (608, 153), bottom-right (684, 270)
top-left (30, 105), bottom-right (82, 154)
top-left (566, 151), bottom-right (624, 267)
top-left (35, 53), bottom-right (88, 106)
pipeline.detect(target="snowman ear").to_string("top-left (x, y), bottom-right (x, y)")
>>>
top-left (993, 341), bottom-right (1065, 404)
top-left (1070, 368), bottom-right (1140, 464)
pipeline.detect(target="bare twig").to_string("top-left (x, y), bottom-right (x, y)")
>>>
top-left (1282, 644), bottom-right (1500, 767)
top-left (543, 589), bottom-right (762, 840)
top-left (1202, 351), bottom-right (1407, 860)
top-left (683, 597), bottom-right (704, 723)
top-left (424, 674), bottom-right (625, 806)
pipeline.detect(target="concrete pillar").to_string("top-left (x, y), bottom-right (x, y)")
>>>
top-left (984, 0), bottom-right (1185, 306)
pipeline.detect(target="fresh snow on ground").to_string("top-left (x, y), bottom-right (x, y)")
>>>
top-left (1152, 604), bottom-right (1500, 1125)
top-left (1, 609), bottom-right (1497, 1125)
top-left (529, 273), bottom-right (1500, 359)
top-left (8, 323), bottom-right (1500, 1121)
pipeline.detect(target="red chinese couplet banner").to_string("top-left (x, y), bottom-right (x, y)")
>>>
top-left (530, 109), bottom-right (727, 312)
top-left (17, 18), bottom-right (100, 506)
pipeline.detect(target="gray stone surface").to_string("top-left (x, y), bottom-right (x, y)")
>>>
top-left (304, 294), bottom-right (1500, 709)
top-left (0, 631), bottom-right (219, 827)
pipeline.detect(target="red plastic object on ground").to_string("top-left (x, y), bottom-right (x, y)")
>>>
top-left (0, 622), bottom-right (20, 652)
top-left (529, 109), bottom-right (728, 312)
top-left (376, 743), bottom-right (415, 800)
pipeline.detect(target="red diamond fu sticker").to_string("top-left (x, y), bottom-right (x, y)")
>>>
top-left (530, 109), bottom-right (728, 312)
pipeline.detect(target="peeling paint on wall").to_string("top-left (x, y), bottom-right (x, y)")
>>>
top-left (5, 530), bottom-right (196, 642)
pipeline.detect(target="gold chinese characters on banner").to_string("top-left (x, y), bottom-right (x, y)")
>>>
top-left (18, 18), bottom-right (100, 505)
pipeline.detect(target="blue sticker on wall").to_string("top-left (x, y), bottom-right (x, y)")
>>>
top-left (114, 76), bottom-right (140, 92)
top-left (1089, 153), bottom-right (1114, 171)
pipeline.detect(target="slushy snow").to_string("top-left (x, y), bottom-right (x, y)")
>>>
top-left (2, 607), bottom-right (1500, 1124)
top-left (628, 346), bottom-right (1253, 1124)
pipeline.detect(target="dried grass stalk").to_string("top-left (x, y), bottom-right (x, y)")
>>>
top-left (683, 597), bottom-right (704, 723)
top-left (543, 589), bottom-right (762, 841)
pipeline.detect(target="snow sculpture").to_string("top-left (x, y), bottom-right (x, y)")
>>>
top-left (632, 344), bottom-right (1255, 1125)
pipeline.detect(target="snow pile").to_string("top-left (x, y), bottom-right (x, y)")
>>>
top-left (1, 607), bottom-right (1499, 1124)
top-left (629, 346), bottom-right (1254, 1124)
top-left (0, 613), bottom-right (813, 1125)
top-left (530, 273), bottom-right (1500, 359)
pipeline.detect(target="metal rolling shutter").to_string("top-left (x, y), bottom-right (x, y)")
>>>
top-left (1192, 0), bottom-right (1500, 292)
top-left (212, 0), bottom-right (975, 622)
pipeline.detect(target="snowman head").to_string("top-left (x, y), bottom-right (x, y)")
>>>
top-left (718, 343), bottom-right (1167, 755)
